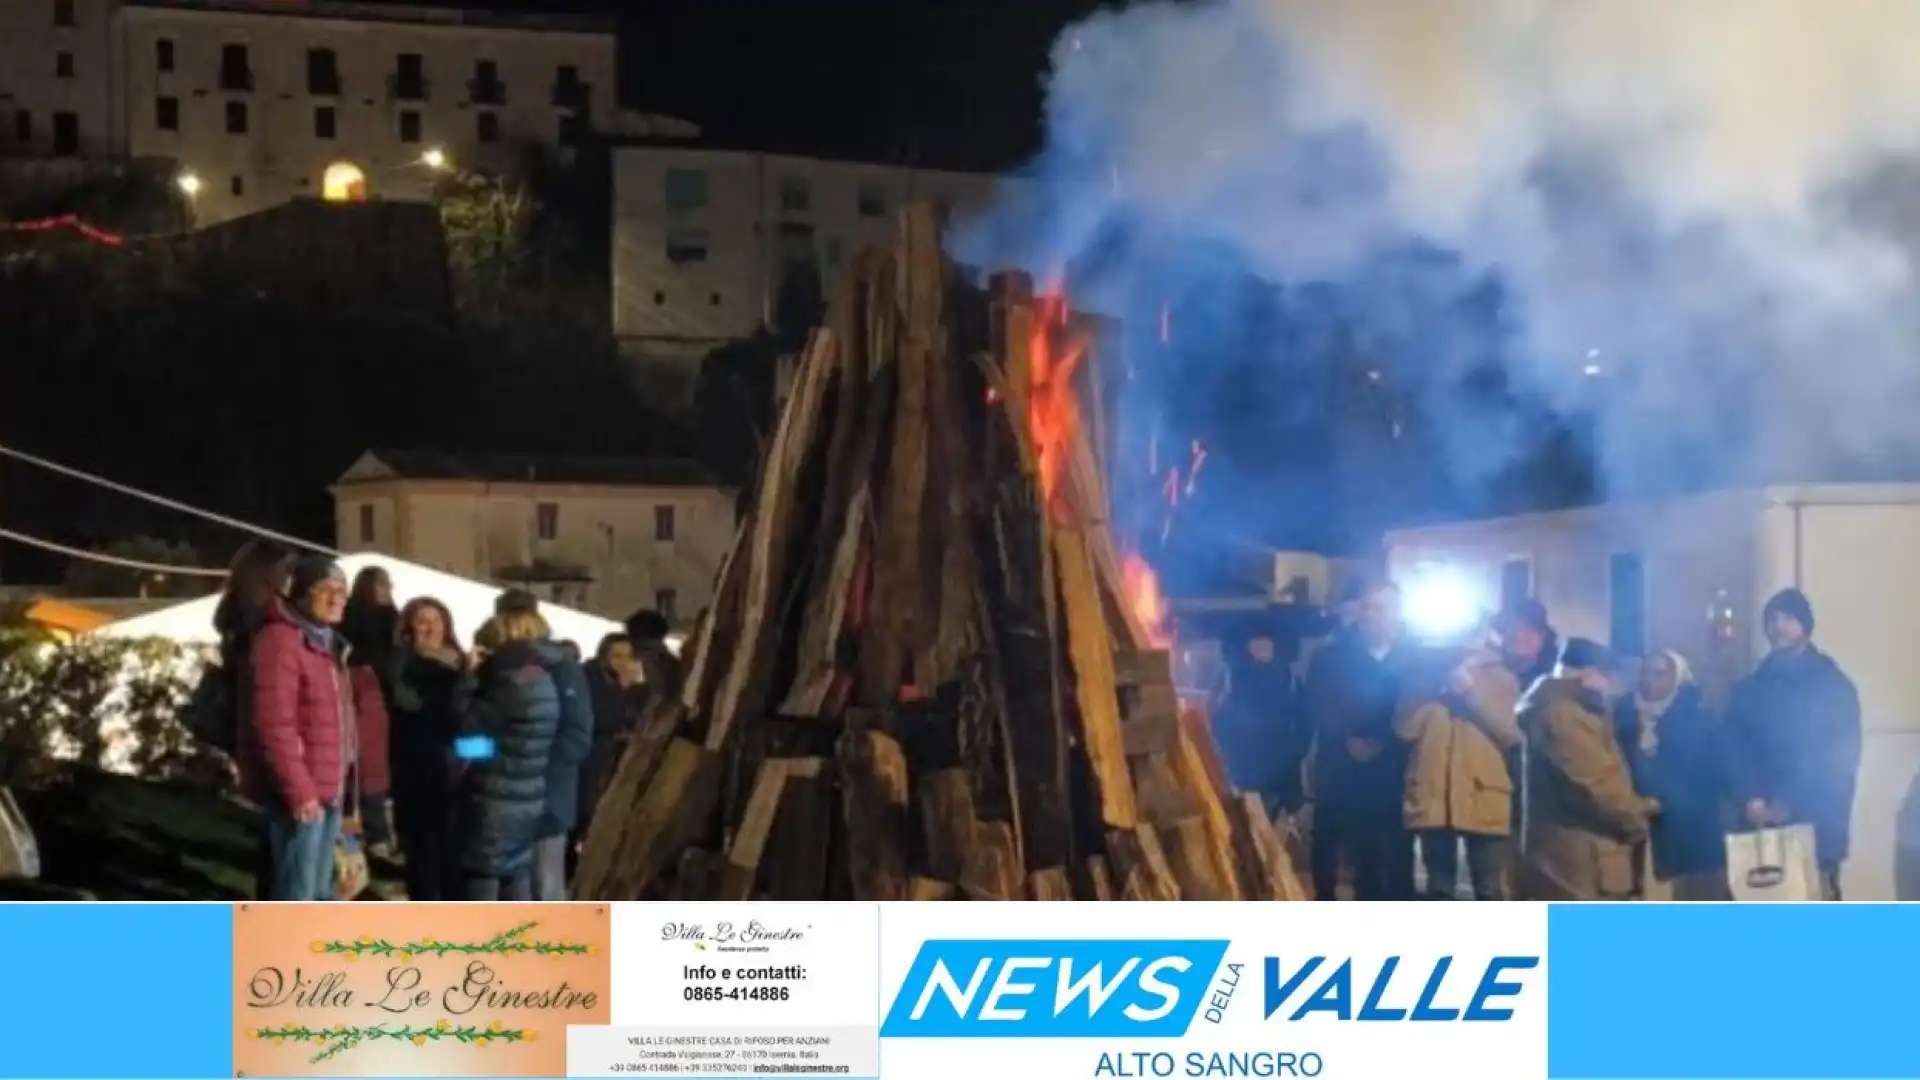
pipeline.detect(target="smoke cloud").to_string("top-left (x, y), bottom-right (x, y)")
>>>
top-left (957, 0), bottom-right (1920, 514)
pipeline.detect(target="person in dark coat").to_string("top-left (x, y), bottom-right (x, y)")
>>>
top-left (212, 539), bottom-right (293, 899)
top-left (626, 608), bottom-right (684, 710)
top-left (1214, 630), bottom-right (1306, 815)
top-left (579, 633), bottom-right (642, 833)
top-left (1304, 579), bottom-right (1414, 899)
top-left (1619, 648), bottom-right (1728, 900)
top-left (530, 630), bottom-right (593, 901)
top-left (390, 596), bottom-right (470, 901)
top-left (341, 567), bottom-right (398, 855)
top-left (456, 609), bottom-right (571, 901)
top-left (1728, 588), bottom-right (1862, 900)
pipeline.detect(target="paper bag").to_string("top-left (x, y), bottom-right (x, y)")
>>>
top-left (1726, 824), bottom-right (1821, 902)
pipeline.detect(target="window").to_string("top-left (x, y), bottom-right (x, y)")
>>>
top-left (313, 105), bottom-right (335, 139)
top-left (652, 291), bottom-right (665, 305)
top-left (53, 0), bottom-right (74, 27)
top-left (229, 175), bottom-right (244, 197)
top-left (476, 111), bottom-right (499, 143)
top-left (51, 112), bottom-right (77, 155)
top-left (552, 63), bottom-right (584, 108)
top-left (653, 504), bottom-right (676, 542)
top-left (219, 44), bottom-right (251, 92)
top-left (856, 183), bottom-right (886, 217)
top-left (155, 96), bottom-right (179, 131)
top-left (307, 47), bottom-right (340, 95)
top-left (393, 53), bottom-right (426, 100)
top-left (471, 59), bottom-right (504, 104)
top-left (56, 52), bottom-right (73, 78)
top-left (663, 168), bottom-right (707, 212)
top-left (155, 38), bottom-right (174, 72)
top-left (535, 502), bottom-right (559, 541)
top-left (14, 111), bottom-right (29, 143)
top-left (358, 504), bottom-right (375, 543)
top-left (665, 227), bottom-right (709, 263)
top-left (654, 588), bottom-right (677, 624)
top-left (397, 110), bottom-right (421, 143)
top-left (1609, 552), bottom-right (1646, 658)
top-left (1499, 557), bottom-right (1533, 614)
top-left (779, 175), bottom-right (810, 212)
top-left (225, 100), bottom-right (248, 134)
top-left (709, 293), bottom-right (721, 306)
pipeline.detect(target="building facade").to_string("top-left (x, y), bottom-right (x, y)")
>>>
top-left (2, 0), bottom-right (617, 222)
top-left (331, 450), bottom-right (736, 626)
top-left (610, 144), bottom-right (1008, 362)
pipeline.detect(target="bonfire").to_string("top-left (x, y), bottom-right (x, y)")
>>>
top-left (574, 205), bottom-right (1306, 901)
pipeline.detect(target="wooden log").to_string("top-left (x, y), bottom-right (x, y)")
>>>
top-left (1053, 526), bottom-right (1138, 829)
top-left (574, 737), bottom-right (720, 901)
top-left (706, 328), bottom-right (841, 749)
top-left (910, 877), bottom-right (957, 901)
top-left (1027, 867), bottom-right (1073, 900)
top-left (679, 513), bottom-right (754, 718)
top-left (1228, 792), bottom-right (1311, 901)
top-left (1130, 754), bottom-right (1197, 825)
top-left (1107, 825), bottom-right (1180, 901)
top-left (1170, 716), bottom-right (1243, 901)
top-left (667, 849), bottom-right (724, 900)
top-left (961, 820), bottom-right (1023, 900)
top-left (720, 759), bottom-right (793, 900)
top-left (839, 727), bottom-right (911, 900)
top-left (1084, 855), bottom-right (1117, 901)
top-left (574, 698), bottom-right (687, 889)
top-left (1178, 705), bottom-right (1236, 805)
top-left (762, 758), bottom-right (833, 900)
top-left (917, 768), bottom-right (975, 884)
top-left (1162, 814), bottom-right (1235, 901)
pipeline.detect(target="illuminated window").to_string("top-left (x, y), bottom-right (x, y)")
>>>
top-left (321, 161), bottom-right (366, 201)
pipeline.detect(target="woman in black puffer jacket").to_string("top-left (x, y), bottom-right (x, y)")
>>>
top-left (457, 610), bottom-right (565, 901)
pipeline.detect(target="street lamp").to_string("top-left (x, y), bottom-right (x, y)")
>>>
top-left (420, 147), bottom-right (448, 170)
top-left (176, 171), bottom-right (202, 196)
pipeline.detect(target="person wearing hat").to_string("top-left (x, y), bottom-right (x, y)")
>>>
top-left (1517, 637), bottom-right (1659, 900)
top-left (242, 554), bottom-right (388, 901)
top-left (1727, 588), bottom-right (1861, 900)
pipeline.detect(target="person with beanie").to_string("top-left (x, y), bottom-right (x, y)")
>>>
top-left (1728, 588), bottom-right (1861, 899)
top-left (242, 555), bottom-right (386, 900)
top-left (1517, 638), bottom-right (1658, 900)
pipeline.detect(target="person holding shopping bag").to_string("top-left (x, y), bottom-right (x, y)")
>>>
top-left (1728, 589), bottom-right (1861, 900)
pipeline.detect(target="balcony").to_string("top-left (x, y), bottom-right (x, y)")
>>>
top-left (388, 73), bottom-right (428, 101)
top-left (469, 77), bottom-right (506, 106)
top-left (551, 79), bottom-right (590, 111)
top-left (218, 66), bottom-right (253, 93)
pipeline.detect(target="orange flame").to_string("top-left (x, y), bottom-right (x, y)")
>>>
top-left (1123, 552), bottom-right (1174, 648)
top-left (1028, 288), bottom-right (1087, 517)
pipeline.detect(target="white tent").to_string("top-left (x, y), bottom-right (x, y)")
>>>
top-left (92, 552), bottom-right (635, 651)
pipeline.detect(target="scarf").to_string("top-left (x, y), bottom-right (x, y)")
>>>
top-left (1631, 649), bottom-right (1693, 754)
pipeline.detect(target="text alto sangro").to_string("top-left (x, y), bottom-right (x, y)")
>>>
top-left (877, 939), bottom-right (1541, 1039)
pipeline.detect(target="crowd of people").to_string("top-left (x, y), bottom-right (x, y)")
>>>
top-left (206, 539), bottom-right (685, 902)
top-left (1212, 581), bottom-right (1863, 901)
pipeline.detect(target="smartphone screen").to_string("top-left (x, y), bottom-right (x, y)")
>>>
top-left (453, 734), bottom-right (496, 761)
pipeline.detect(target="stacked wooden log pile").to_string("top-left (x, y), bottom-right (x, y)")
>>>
top-left (574, 205), bottom-right (1308, 901)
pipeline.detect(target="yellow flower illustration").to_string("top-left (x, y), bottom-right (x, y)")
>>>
top-left (435, 1019), bottom-right (450, 1032)
top-left (488, 1021), bottom-right (503, 1034)
top-left (399, 951), bottom-right (414, 961)
top-left (343, 951), bottom-right (359, 962)
top-left (411, 1035), bottom-right (426, 1047)
top-left (475, 1037), bottom-right (490, 1047)
top-left (358, 936), bottom-right (374, 946)
top-left (524, 1031), bottom-right (538, 1043)
top-left (334, 1023), bottom-right (346, 1033)
top-left (309, 941), bottom-right (327, 953)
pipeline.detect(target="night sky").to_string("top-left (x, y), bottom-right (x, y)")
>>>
top-left (438, 0), bottom-right (1106, 170)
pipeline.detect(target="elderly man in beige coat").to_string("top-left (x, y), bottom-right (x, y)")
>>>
top-left (1518, 637), bottom-right (1660, 900)
top-left (1396, 646), bottom-right (1521, 899)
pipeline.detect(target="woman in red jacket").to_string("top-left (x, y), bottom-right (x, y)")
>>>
top-left (242, 556), bottom-right (386, 901)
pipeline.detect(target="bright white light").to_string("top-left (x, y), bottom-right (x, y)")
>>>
top-left (420, 148), bottom-right (448, 170)
top-left (176, 172), bottom-right (202, 196)
top-left (1403, 569), bottom-right (1485, 642)
top-left (1582, 363), bottom-right (1602, 377)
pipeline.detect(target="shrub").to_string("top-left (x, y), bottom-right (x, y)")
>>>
top-left (0, 632), bottom-right (231, 790)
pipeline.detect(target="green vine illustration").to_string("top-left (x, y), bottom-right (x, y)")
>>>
top-left (252, 1019), bottom-right (532, 1064)
top-left (307, 920), bottom-right (595, 962)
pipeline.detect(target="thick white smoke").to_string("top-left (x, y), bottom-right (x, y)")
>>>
top-left (979, 0), bottom-right (1920, 489)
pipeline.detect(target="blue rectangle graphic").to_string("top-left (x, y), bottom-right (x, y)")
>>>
top-left (1548, 904), bottom-right (1920, 1079)
top-left (0, 903), bottom-right (233, 1078)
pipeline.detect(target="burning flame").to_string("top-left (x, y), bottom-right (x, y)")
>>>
top-left (1028, 288), bottom-right (1087, 516)
top-left (1123, 552), bottom-right (1174, 648)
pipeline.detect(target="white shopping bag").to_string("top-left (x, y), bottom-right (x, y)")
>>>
top-left (1725, 824), bottom-right (1821, 902)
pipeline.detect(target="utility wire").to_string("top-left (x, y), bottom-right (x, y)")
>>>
top-left (0, 441), bottom-right (335, 556)
top-left (0, 527), bottom-right (229, 577)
